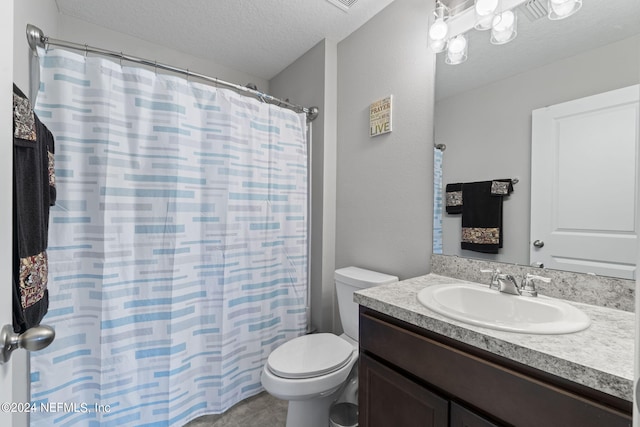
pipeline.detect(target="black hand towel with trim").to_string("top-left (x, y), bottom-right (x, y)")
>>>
top-left (460, 179), bottom-right (513, 254)
top-left (12, 84), bottom-right (56, 333)
top-left (445, 183), bottom-right (463, 214)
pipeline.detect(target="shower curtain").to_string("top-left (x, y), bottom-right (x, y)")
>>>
top-left (30, 47), bottom-right (308, 426)
top-left (433, 147), bottom-right (443, 254)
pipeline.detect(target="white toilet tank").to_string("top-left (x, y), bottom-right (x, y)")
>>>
top-left (335, 267), bottom-right (398, 341)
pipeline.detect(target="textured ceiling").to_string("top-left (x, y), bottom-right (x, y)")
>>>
top-left (52, 0), bottom-right (640, 97)
top-left (436, 0), bottom-right (640, 100)
top-left (54, 0), bottom-right (395, 80)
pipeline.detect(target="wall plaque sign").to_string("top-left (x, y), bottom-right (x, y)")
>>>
top-left (369, 95), bottom-right (393, 137)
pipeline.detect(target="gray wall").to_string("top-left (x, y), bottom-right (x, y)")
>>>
top-left (336, 0), bottom-right (436, 281)
top-left (437, 35), bottom-right (640, 265)
top-left (270, 39), bottom-right (339, 333)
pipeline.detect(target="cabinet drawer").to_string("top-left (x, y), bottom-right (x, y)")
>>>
top-left (359, 310), bottom-right (631, 427)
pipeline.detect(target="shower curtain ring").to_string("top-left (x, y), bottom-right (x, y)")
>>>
top-left (84, 44), bottom-right (88, 58)
top-left (119, 52), bottom-right (123, 67)
top-left (154, 60), bottom-right (158, 75)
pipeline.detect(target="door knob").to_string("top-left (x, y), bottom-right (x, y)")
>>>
top-left (533, 240), bottom-right (544, 248)
top-left (0, 324), bottom-right (55, 364)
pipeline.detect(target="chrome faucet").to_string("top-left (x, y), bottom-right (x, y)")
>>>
top-left (495, 273), bottom-right (551, 297)
top-left (496, 274), bottom-right (521, 296)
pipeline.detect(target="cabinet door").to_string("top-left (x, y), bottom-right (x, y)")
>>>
top-left (451, 402), bottom-right (501, 427)
top-left (359, 353), bottom-right (448, 427)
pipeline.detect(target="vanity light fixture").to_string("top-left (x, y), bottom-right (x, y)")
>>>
top-left (431, 0), bottom-right (581, 64)
top-left (547, 0), bottom-right (582, 20)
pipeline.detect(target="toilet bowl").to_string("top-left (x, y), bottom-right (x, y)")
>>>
top-left (261, 333), bottom-right (357, 401)
top-left (261, 267), bottom-right (398, 427)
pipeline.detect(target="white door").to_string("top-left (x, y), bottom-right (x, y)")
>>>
top-left (530, 85), bottom-right (640, 279)
top-left (1, 1), bottom-right (15, 426)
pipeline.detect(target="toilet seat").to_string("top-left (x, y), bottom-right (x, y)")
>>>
top-left (267, 333), bottom-right (354, 379)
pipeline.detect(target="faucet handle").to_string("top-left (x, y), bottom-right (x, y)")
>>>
top-left (521, 274), bottom-right (550, 297)
top-left (480, 268), bottom-right (500, 290)
top-left (525, 273), bottom-right (551, 283)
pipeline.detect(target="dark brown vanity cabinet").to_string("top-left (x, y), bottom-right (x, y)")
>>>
top-left (358, 307), bottom-right (632, 427)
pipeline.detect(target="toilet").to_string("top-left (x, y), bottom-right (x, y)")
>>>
top-left (261, 267), bottom-right (398, 427)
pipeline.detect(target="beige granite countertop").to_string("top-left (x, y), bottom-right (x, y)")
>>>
top-left (354, 273), bottom-right (634, 402)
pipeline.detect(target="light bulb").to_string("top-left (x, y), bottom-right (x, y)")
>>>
top-left (429, 18), bottom-right (448, 41)
top-left (475, 0), bottom-right (499, 16)
top-left (475, 0), bottom-right (500, 30)
top-left (548, 0), bottom-right (582, 20)
top-left (430, 38), bottom-right (447, 53)
top-left (449, 36), bottom-right (466, 53)
top-left (446, 35), bottom-right (468, 65)
top-left (491, 10), bottom-right (517, 45)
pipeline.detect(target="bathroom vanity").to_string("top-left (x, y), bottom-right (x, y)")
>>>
top-left (355, 274), bottom-right (634, 427)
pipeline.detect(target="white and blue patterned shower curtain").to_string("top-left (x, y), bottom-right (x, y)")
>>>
top-left (433, 147), bottom-right (443, 254)
top-left (30, 47), bottom-right (308, 426)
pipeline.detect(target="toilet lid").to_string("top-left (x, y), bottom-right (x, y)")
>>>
top-left (267, 333), bottom-right (355, 379)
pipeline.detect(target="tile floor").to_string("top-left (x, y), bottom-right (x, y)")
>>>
top-left (184, 392), bottom-right (288, 427)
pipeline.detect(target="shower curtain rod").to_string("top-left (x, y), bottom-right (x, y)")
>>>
top-left (26, 24), bottom-right (319, 121)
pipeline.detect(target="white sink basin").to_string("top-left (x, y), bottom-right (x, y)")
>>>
top-left (417, 283), bottom-right (591, 334)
